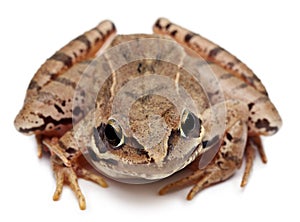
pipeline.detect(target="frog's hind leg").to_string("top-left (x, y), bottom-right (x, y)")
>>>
top-left (153, 18), bottom-right (267, 95)
top-left (26, 20), bottom-right (116, 99)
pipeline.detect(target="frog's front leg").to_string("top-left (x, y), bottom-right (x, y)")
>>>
top-left (159, 100), bottom-right (252, 199)
top-left (43, 129), bottom-right (108, 210)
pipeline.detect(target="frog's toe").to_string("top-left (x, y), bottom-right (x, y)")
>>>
top-left (76, 167), bottom-right (108, 188)
top-left (159, 166), bottom-right (225, 200)
top-left (51, 156), bottom-right (108, 210)
top-left (240, 136), bottom-right (267, 187)
top-left (52, 158), bottom-right (86, 210)
top-left (159, 169), bottom-right (206, 196)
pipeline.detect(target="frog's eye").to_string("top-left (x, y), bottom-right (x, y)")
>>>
top-left (104, 119), bottom-right (124, 148)
top-left (180, 109), bottom-right (202, 138)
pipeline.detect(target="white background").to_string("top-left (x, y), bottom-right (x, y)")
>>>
top-left (1, 0), bottom-right (299, 221)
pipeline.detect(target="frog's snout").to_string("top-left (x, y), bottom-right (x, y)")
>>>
top-left (14, 104), bottom-right (45, 135)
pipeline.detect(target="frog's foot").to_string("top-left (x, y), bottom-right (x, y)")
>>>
top-left (51, 156), bottom-right (108, 210)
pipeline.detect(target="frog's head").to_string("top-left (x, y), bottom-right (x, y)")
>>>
top-left (87, 93), bottom-right (205, 183)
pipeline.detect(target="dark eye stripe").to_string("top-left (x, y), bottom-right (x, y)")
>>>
top-left (93, 125), bottom-right (107, 153)
top-left (166, 129), bottom-right (180, 158)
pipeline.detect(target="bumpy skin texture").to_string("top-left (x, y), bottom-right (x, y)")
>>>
top-left (14, 18), bottom-right (281, 210)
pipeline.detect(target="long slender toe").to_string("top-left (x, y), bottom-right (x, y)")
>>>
top-left (252, 136), bottom-right (267, 163)
top-left (241, 141), bottom-right (256, 187)
top-left (77, 168), bottom-right (108, 188)
top-left (53, 169), bottom-right (64, 201)
top-left (159, 170), bottom-right (206, 195)
top-left (66, 168), bottom-right (86, 210)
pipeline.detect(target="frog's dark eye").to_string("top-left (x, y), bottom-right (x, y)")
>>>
top-left (104, 119), bottom-right (124, 148)
top-left (180, 110), bottom-right (202, 138)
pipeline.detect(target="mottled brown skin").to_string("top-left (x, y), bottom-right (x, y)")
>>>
top-left (15, 20), bottom-right (116, 137)
top-left (154, 18), bottom-right (268, 96)
top-left (14, 18), bottom-right (282, 210)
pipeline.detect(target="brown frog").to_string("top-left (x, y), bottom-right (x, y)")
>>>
top-left (14, 18), bottom-right (282, 210)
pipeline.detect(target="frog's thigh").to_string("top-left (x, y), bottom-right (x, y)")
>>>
top-left (197, 99), bottom-right (249, 174)
top-left (153, 18), bottom-right (267, 95)
top-left (26, 20), bottom-right (116, 99)
top-left (200, 99), bottom-right (248, 153)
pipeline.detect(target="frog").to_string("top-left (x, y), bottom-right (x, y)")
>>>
top-left (14, 18), bottom-right (282, 210)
